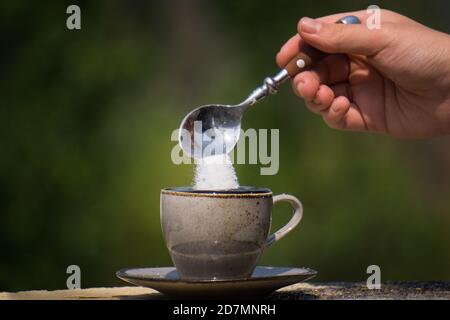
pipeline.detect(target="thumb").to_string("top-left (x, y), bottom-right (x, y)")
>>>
top-left (298, 17), bottom-right (390, 56)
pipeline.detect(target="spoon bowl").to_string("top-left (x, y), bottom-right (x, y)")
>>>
top-left (179, 104), bottom-right (244, 159)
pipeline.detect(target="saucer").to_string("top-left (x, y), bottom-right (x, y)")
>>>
top-left (116, 266), bottom-right (317, 298)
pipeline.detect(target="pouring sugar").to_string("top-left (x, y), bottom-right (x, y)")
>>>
top-left (193, 154), bottom-right (239, 190)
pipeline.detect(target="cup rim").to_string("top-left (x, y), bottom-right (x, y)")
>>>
top-left (161, 186), bottom-right (272, 198)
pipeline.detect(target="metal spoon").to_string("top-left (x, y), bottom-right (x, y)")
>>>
top-left (179, 15), bottom-right (361, 159)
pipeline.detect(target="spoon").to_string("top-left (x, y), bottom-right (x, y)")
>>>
top-left (179, 15), bottom-right (361, 159)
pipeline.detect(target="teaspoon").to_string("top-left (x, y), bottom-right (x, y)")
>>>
top-left (179, 15), bottom-right (361, 158)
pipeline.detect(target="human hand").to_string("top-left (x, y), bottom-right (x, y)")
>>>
top-left (276, 10), bottom-right (450, 138)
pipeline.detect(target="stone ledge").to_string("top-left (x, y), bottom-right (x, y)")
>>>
top-left (1, 282), bottom-right (449, 300)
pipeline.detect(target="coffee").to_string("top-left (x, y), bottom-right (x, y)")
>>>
top-left (170, 240), bottom-right (261, 280)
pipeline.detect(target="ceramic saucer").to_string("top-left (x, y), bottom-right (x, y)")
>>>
top-left (116, 266), bottom-right (317, 298)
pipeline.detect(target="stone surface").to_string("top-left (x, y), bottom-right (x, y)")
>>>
top-left (1, 282), bottom-right (449, 300)
top-left (269, 281), bottom-right (450, 300)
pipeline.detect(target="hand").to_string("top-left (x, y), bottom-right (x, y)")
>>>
top-left (276, 10), bottom-right (450, 138)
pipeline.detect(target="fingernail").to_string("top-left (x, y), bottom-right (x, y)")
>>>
top-left (296, 81), bottom-right (305, 96)
top-left (331, 104), bottom-right (341, 113)
top-left (300, 17), bottom-right (322, 34)
top-left (313, 96), bottom-right (321, 105)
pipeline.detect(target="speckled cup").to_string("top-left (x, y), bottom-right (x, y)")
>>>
top-left (160, 187), bottom-right (303, 280)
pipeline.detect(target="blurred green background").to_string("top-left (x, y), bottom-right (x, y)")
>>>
top-left (1, 0), bottom-right (450, 291)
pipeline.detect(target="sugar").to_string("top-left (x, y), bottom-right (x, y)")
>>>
top-left (193, 154), bottom-right (239, 190)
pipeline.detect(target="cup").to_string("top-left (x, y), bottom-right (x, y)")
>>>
top-left (160, 186), bottom-right (303, 280)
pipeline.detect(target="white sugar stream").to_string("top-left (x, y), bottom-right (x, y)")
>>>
top-left (193, 155), bottom-right (239, 190)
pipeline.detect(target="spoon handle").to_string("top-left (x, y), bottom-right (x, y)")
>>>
top-left (240, 16), bottom-right (361, 107)
top-left (284, 15), bottom-right (361, 77)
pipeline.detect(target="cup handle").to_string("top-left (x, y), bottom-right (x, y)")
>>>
top-left (265, 194), bottom-right (303, 247)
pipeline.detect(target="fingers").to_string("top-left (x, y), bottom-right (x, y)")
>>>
top-left (322, 97), bottom-right (367, 131)
top-left (292, 71), bottom-right (320, 102)
top-left (291, 54), bottom-right (350, 103)
top-left (275, 9), bottom-right (402, 133)
top-left (276, 34), bottom-right (302, 68)
top-left (276, 10), bottom-right (369, 68)
top-left (330, 82), bottom-right (352, 100)
top-left (322, 96), bottom-right (351, 128)
top-left (298, 17), bottom-right (390, 56)
top-left (277, 9), bottom-right (405, 67)
top-left (301, 82), bottom-right (350, 116)
top-left (298, 81), bottom-right (367, 131)
top-left (310, 54), bottom-right (350, 85)
top-left (304, 85), bottom-right (335, 114)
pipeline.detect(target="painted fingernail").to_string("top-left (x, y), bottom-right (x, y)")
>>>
top-left (300, 17), bottom-right (322, 34)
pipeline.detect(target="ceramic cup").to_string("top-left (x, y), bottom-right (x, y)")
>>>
top-left (160, 186), bottom-right (303, 280)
